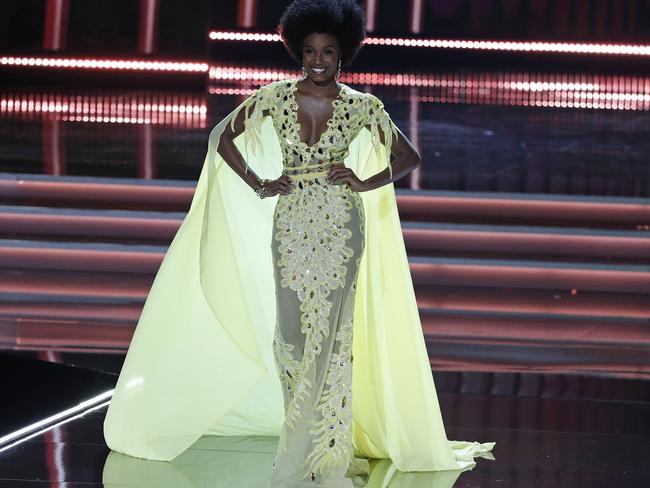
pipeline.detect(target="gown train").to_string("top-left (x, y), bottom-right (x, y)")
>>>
top-left (103, 80), bottom-right (495, 486)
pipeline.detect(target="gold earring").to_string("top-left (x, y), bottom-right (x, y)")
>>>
top-left (335, 59), bottom-right (341, 82)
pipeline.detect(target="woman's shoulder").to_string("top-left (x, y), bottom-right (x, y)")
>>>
top-left (363, 92), bottom-right (385, 110)
top-left (256, 78), bottom-right (296, 95)
top-left (341, 84), bottom-right (384, 109)
top-left (340, 86), bottom-right (387, 123)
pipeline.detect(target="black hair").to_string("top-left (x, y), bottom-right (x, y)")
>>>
top-left (277, 0), bottom-right (366, 68)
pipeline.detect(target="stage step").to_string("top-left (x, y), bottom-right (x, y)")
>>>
top-left (1, 269), bottom-right (647, 318)
top-left (2, 297), bottom-right (645, 344)
top-left (2, 172), bottom-right (649, 230)
top-left (1, 173), bottom-right (648, 377)
top-left (1, 295), bottom-right (647, 377)
top-left (1, 239), bottom-right (648, 292)
top-left (2, 206), bottom-right (649, 265)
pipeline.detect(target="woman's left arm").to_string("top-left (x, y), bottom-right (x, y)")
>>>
top-left (327, 98), bottom-right (421, 192)
top-left (358, 126), bottom-right (420, 192)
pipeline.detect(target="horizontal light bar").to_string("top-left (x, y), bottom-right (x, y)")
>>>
top-left (1, 99), bottom-right (206, 115)
top-left (1, 55), bottom-right (647, 111)
top-left (208, 30), bottom-right (650, 57)
top-left (208, 65), bottom-right (650, 93)
top-left (208, 86), bottom-right (257, 96)
top-left (208, 65), bottom-right (296, 83)
top-left (64, 115), bottom-right (204, 125)
top-left (364, 38), bottom-right (650, 56)
top-left (1, 56), bottom-right (209, 72)
top-left (413, 93), bottom-right (650, 110)
top-left (208, 66), bottom-right (650, 110)
top-left (209, 31), bottom-right (280, 42)
top-left (0, 93), bottom-right (207, 127)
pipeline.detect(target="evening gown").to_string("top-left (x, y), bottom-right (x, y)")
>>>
top-left (102, 78), bottom-right (495, 487)
top-left (267, 80), bottom-right (366, 485)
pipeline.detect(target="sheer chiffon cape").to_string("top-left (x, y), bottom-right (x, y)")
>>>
top-left (103, 90), bottom-right (495, 471)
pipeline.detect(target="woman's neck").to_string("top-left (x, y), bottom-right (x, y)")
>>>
top-left (298, 77), bottom-right (340, 98)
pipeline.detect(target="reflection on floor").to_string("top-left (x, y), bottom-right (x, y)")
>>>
top-left (0, 352), bottom-right (648, 487)
top-left (102, 435), bottom-right (490, 487)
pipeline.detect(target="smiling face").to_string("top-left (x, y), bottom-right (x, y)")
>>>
top-left (301, 32), bottom-right (341, 82)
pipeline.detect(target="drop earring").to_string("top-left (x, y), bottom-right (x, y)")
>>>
top-left (301, 65), bottom-right (307, 78)
top-left (335, 59), bottom-right (342, 82)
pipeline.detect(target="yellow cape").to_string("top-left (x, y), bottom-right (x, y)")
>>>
top-left (103, 85), bottom-right (495, 471)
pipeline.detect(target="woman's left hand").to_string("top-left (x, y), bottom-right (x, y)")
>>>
top-left (326, 164), bottom-right (366, 192)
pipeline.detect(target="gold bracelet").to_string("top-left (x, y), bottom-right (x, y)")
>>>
top-left (253, 178), bottom-right (271, 199)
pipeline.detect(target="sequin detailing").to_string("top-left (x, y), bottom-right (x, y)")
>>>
top-left (271, 175), bottom-right (363, 483)
top-left (232, 79), bottom-right (398, 176)
top-left (263, 79), bottom-right (376, 485)
top-left (229, 84), bottom-right (269, 170)
top-left (272, 331), bottom-right (301, 394)
top-left (282, 160), bottom-right (339, 176)
top-left (304, 315), bottom-right (354, 475)
top-left (366, 94), bottom-right (400, 180)
top-left (274, 182), bottom-right (354, 366)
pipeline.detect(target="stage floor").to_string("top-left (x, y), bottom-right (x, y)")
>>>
top-left (0, 352), bottom-right (648, 487)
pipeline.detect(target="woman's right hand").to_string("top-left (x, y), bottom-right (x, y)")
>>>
top-left (262, 174), bottom-right (294, 197)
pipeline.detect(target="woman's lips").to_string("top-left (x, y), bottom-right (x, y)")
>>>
top-left (310, 67), bottom-right (327, 74)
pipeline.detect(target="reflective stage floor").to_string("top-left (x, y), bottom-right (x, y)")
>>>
top-left (0, 351), bottom-right (649, 487)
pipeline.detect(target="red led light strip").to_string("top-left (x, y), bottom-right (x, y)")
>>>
top-left (208, 67), bottom-right (650, 111)
top-left (208, 87), bottom-right (257, 96)
top-left (0, 92), bottom-right (207, 127)
top-left (208, 65), bottom-right (296, 83)
top-left (409, 92), bottom-right (650, 110)
top-left (208, 30), bottom-right (650, 57)
top-left (1, 55), bottom-right (647, 111)
top-left (0, 56), bottom-right (208, 72)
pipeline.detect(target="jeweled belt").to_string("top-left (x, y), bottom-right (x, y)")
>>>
top-left (281, 160), bottom-right (343, 180)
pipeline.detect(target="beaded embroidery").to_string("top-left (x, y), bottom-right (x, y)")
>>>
top-left (303, 315), bottom-right (354, 475)
top-left (272, 331), bottom-right (301, 395)
top-left (229, 79), bottom-right (399, 178)
top-left (237, 79), bottom-right (392, 482)
top-left (365, 94), bottom-right (400, 180)
top-left (228, 84), bottom-right (269, 172)
top-left (271, 330), bottom-right (302, 453)
top-left (273, 182), bottom-right (354, 367)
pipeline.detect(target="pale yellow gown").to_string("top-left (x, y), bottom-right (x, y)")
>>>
top-left (103, 78), bottom-right (495, 487)
top-left (268, 80), bottom-right (367, 486)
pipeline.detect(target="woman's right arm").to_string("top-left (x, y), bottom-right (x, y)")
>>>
top-left (216, 100), bottom-right (293, 197)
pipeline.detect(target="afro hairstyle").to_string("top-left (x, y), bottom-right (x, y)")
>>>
top-left (277, 0), bottom-right (366, 68)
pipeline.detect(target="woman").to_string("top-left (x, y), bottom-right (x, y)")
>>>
top-left (103, 0), bottom-right (494, 486)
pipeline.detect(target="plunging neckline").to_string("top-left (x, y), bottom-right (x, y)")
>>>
top-left (289, 79), bottom-right (344, 151)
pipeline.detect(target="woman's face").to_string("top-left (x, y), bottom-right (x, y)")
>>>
top-left (301, 32), bottom-right (341, 83)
